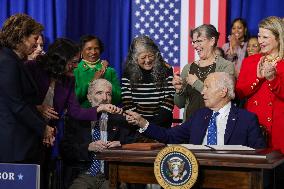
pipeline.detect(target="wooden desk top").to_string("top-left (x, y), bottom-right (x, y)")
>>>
top-left (96, 146), bottom-right (284, 169)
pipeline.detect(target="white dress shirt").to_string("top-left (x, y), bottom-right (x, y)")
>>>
top-left (202, 102), bottom-right (231, 145)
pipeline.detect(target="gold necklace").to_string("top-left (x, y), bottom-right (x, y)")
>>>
top-left (264, 55), bottom-right (280, 63)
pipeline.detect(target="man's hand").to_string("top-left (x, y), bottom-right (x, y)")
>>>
top-left (106, 141), bottom-right (121, 148)
top-left (37, 104), bottom-right (59, 120)
top-left (43, 125), bottom-right (55, 147)
top-left (97, 104), bottom-right (123, 114)
top-left (124, 110), bottom-right (148, 128)
top-left (88, 140), bottom-right (108, 152)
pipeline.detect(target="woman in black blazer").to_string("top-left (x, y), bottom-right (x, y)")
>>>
top-left (0, 14), bottom-right (54, 163)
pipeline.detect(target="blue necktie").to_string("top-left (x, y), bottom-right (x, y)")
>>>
top-left (207, 112), bottom-right (220, 145)
top-left (88, 121), bottom-right (101, 176)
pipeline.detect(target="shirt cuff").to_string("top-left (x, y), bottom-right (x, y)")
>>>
top-left (138, 120), bottom-right (149, 133)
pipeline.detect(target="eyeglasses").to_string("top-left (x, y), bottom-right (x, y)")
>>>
top-left (191, 38), bottom-right (207, 46)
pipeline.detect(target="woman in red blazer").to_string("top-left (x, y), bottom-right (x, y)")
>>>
top-left (236, 16), bottom-right (284, 152)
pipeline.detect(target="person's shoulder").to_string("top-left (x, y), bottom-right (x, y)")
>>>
top-left (164, 63), bottom-right (174, 75)
top-left (232, 105), bottom-right (257, 119)
top-left (217, 56), bottom-right (232, 65)
top-left (0, 47), bottom-right (16, 61)
top-left (192, 107), bottom-right (211, 117)
top-left (243, 54), bottom-right (262, 63)
top-left (222, 42), bottom-right (229, 50)
top-left (106, 66), bottom-right (118, 73)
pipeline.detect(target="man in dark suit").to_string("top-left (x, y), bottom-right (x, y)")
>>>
top-left (0, 14), bottom-right (54, 163)
top-left (61, 79), bottom-right (130, 189)
top-left (125, 72), bottom-right (266, 149)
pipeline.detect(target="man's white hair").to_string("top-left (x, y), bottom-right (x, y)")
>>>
top-left (87, 79), bottom-right (112, 102)
top-left (210, 72), bottom-right (235, 100)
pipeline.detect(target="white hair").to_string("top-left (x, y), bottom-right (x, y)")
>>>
top-left (87, 79), bottom-right (112, 102)
top-left (210, 72), bottom-right (235, 100)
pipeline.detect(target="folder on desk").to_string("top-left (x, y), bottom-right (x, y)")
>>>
top-left (122, 143), bottom-right (166, 150)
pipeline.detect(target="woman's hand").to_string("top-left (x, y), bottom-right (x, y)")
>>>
top-left (186, 73), bottom-right (198, 86)
top-left (257, 57), bottom-right (265, 78)
top-left (229, 34), bottom-right (241, 52)
top-left (263, 62), bottom-right (276, 81)
top-left (93, 60), bottom-right (109, 80)
top-left (88, 140), bottom-right (108, 152)
top-left (172, 72), bottom-right (183, 93)
top-left (37, 104), bottom-right (59, 120)
top-left (97, 104), bottom-right (123, 114)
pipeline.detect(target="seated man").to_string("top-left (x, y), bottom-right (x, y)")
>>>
top-left (61, 79), bottom-right (130, 189)
top-left (125, 72), bottom-right (266, 149)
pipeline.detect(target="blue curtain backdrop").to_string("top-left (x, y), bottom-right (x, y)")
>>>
top-left (227, 0), bottom-right (284, 36)
top-left (1, 0), bottom-right (284, 77)
top-left (0, 0), bottom-right (130, 79)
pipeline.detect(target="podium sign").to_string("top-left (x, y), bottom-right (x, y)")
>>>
top-left (0, 163), bottom-right (40, 189)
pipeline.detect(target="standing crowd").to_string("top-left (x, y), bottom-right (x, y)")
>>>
top-left (1, 13), bottom-right (284, 189)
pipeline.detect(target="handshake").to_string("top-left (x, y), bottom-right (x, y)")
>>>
top-left (97, 104), bottom-right (148, 129)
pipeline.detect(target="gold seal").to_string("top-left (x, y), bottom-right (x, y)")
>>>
top-left (154, 145), bottom-right (198, 189)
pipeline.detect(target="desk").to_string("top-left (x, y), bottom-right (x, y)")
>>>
top-left (97, 148), bottom-right (284, 189)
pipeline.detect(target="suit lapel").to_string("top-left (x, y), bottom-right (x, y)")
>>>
top-left (198, 109), bottom-right (212, 144)
top-left (224, 105), bottom-right (238, 144)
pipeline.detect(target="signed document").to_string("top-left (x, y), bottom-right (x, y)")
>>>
top-left (168, 144), bottom-right (255, 151)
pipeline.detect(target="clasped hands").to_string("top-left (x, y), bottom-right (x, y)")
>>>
top-left (93, 60), bottom-right (109, 80)
top-left (257, 57), bottom-right (277, 81)
top-left (172, 72), bottom-right (198, 93)
top-left (88, 140), bottom-right (121, 152)
top-left (43, 125), bottom-right (56, 147)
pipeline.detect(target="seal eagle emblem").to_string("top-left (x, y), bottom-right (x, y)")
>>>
top-left (154, 145), bottom-right (198, 189)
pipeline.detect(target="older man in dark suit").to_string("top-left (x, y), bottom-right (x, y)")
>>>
top-left (61, 79), bottom-right (130, 189)
top-left (125, 72), bottom-right (266, 149)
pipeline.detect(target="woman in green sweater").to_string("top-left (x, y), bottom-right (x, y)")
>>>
top-left (74, 35), bottom-right (121, 107)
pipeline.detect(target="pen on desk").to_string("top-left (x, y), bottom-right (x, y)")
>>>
top-left (204, 145), bottom-right (216, 151)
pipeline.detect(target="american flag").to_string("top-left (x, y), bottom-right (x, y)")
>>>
top-left (131, 0), bottom-right (227, 119)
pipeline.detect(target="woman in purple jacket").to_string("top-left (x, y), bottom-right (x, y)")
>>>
top-left (25, 38), bottom-right (100, 188)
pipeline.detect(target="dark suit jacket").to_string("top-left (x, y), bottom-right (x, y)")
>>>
top-left (0, 47), bottom-right (46, 162)
top-left (144, 105), bottom-right (266, 149)
top-left (61, 113), bottom-right (131, 164)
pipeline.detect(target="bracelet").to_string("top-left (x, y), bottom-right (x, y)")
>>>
top-left (138, 120), bottom-right (149, 133)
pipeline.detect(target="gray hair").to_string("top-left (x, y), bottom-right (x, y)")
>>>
top-left (87, 79), bottom-right (112, 102)
top-left (124, 35), bottom-right (168, 88)
top-left (190, 24), bottom-right (220, 47)
top-left (211, 72), bottom-right (235, 100)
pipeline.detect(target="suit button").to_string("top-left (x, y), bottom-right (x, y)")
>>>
top-left (268, 83), bottom-right (271, 87)
top-left (251, 86), bottom-right (254, 89)
top-left (253, 82), bottom-right (256, 86)
top-left (267, 117), bottom-right (272, 122)
top-left (256, 79), bottom-right (259, 82)
top-left (268, 102), bottom-right (272, 106)
top-left (254, 100), bottom-right (258, 105)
